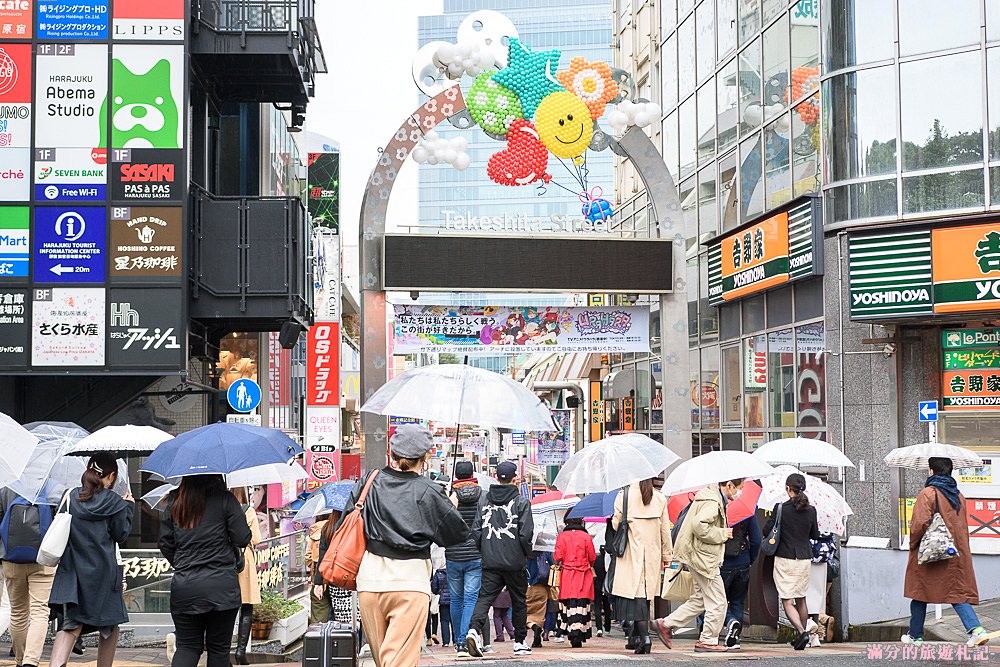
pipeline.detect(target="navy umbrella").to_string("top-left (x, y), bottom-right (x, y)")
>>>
top-left (565, 489), bottom-right (620, 520)
top-left (141, 423), bottom-right (303, 479)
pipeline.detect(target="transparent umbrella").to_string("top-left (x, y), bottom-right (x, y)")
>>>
top-left (0, 412), bottom-right (38, 486)
top-left (753, 437), bottom-right (855, 468)
top-left (553, 433), bottom-right (680, 495)
top-left (662, 450), bottom-right (779, 496)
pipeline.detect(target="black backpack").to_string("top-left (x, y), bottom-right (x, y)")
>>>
top-left (723, 519), bottom-right (750, 560)
top-left (670, 503), bottom-right (691, 543)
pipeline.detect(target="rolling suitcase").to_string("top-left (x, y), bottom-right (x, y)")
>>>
top-left (302, 620), bottom-right (356, 667)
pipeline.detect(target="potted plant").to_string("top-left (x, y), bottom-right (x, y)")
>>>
top-left (251, 590), bottom-right (283, 640)
top-left (269, 595), bottom-right (308, 646)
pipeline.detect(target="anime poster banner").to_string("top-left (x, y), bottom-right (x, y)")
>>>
top-left (393, 306), bottom-right (649, 353)
top-left (536, 409), bottom-right (572, 465)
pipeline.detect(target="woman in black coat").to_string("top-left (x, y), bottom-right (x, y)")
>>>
top-left (48, 454), bottom-right (134, 667)
top-left (159, 475), bottom-right (252, 667)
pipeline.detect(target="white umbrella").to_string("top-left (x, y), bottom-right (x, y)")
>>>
top-left (474, 472), bottom-right (499, 489)
top-left (753, 437), bottom-right (855, 468)
top-left (662, 450), bottom-right (779, 496)
top-left (0, 412), bottom-right (38, 485)
top-left (884, 443), bottom-right (983, 470)
top-left (758, 465), bottom-right (853, 534)
top-left (7, 423), bottom-right (88, 504)
top-left (360, 364), bottom-right (557, 432)
top-left (141, 483), bottom-right (174, 510)
top-left (66, 425), bottom-right (173, 457)
top-left (553, 433), bottom-right (680, 495)
top-left (225, 462), bottom-right (307, 488)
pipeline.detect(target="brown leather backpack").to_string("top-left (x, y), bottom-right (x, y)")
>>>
top-left (318, 470), bottom-right (379, 590)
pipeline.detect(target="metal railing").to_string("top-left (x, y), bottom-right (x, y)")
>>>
top-left (194, 0), bottom-right (309, 33)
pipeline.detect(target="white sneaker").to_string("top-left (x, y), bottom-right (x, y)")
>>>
top-left (483, 645), bottom-right (495, 654)
top-left (808, 635), bottom-right (821, 647)
top-left (596, 629), bottom-right (603, 637)
top-left (553, 635), bottom-right (566, 643)
top-left (465, 628), bottom-right (484, 658)
top-left (805, 619), bottom-right (818, 634)
top-left (900, 634), bottom-right (923, 645)
top-left (968, 627), bottom-right (990, 647)
top-left (359, 643), bottom-right (372, 657)
top-left (513, 641), bottom-right (533, 655)
top-left (166, 632), bottom-right (176, 662)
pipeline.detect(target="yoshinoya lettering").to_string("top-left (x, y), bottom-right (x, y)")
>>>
top-left (789, 251), bottom-right (813, 268)
top-left (732, 264), bottom-right (767, 288)
top-left (852, 288), bottom-right (931, 305)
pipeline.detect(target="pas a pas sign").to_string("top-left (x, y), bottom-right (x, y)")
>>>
top-left (393, 305), bottom-right (649, 353)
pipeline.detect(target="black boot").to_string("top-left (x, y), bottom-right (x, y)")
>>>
top-left (235, 604), bottom-right (253, 665)
top-left (531, 625), bottom-right (543, 648)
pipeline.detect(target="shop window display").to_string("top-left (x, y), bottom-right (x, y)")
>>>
top-left (761, 13), bottom-right (790, 120)
top-left (722, 345), bottom-right (742, 425)
top-left (764, 115), bottom-right (791, 208)
top-left (738, 38), bottom-right (762, 136)
top-left (767, 328), bottom-right (795, 429)
top-left (740, 133), bottom-right (764, 220)
top-left (744, 334), bottom-right (767, 428)
top-left (796, 322), bottom-right (826, 434)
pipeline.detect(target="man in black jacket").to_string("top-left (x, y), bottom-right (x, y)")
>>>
top-left (465, 461), bottom-right (533, 657)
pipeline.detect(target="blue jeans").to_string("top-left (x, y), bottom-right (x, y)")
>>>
top-left (721, 565), bottom-right (750, 626)
top-left (908, 600), bottom-right (981, 639)
top-left (447, 559), bottom-right (482, 642)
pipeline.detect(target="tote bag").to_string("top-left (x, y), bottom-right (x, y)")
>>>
top-left (917, 493), bottom-right (957, 565)
top-left (661, 563), bottom-right (693, 602)
top-left (319, 470), bottom-right (379, 590)
top-left (37, 492), bottom-right (72, 567)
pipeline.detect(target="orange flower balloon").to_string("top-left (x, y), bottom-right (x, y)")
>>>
top-left (556, 57), bottom-right (619, 120)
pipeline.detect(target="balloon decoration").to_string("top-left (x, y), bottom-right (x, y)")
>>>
top-left (535, 91), bottom-right (593, 159)
top-left (410, 10), bottom-right (663, 213)
top-left (467, 72), bottom-right (524, 136)
top-left (580, 187), bottom-right (613, 223)
top-left (487, 119), bottom-right (552, 187)
top-left (557, 57), bottom-right (618, 120)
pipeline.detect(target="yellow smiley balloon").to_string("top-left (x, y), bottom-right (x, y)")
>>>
top-left (535, 91), bottom-right (593, 159)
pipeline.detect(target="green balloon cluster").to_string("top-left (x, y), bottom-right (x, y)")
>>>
top-left (467, 72), bottom-right (524, 136)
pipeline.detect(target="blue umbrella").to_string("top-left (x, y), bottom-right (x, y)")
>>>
top-left (293, 481), bottom-right (356, 522)
top-left (140, 423), bottom-right (303, 479)
top-left (566, 489), bottom-right (620, 520)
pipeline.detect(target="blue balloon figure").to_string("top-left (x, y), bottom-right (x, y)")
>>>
top-left (580, 186), bottom-right (614, 224)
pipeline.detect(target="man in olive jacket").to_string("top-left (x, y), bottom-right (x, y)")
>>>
top-left (654, 478), bottom-right (745, 653)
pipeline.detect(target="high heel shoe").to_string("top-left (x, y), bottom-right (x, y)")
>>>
top-left (625, 635), bottom-right (638, 650)
top-left (634, 637), bottom-right (652, 654)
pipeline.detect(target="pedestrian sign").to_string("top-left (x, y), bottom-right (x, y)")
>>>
top-left (227, 378), bottom-right (261, 413)
top-left (918, 400), bottom-right (938, 422)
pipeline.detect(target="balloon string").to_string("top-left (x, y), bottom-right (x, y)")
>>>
top-left (545, 178), bottom-right (583, 197)
top-left (556, 157), bottom-right (586, 191)
top-left (579, 154), bottom-right (590, 191)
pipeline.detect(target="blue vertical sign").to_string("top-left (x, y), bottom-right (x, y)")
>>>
top-left (33, 207), bottom-right (105, 283)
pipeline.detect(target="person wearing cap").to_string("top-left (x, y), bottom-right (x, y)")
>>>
top-left (333, 425), bottom-right (469, 667)
top-left (465, 461), bottom-right (534, 657)
top-left (445, 460), bottom-right (485, 657)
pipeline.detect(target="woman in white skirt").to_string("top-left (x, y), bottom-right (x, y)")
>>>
top-left (762, 473), bottom-right (819, 651)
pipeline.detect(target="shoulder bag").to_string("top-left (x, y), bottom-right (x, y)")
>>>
top-left (36, 492), bottom-right (72, 567)
top-left (319, 470), bottom-right (380, 590)
top-left (610, 488), bottom-right (630, 558)
top-left (547, 563), bottom-right (561, 599)
top-left (917, 492), bottom-right (958, 565)
top-left (761, 502), bottom-right (783, 557)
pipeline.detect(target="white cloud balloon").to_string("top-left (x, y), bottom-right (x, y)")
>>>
top-left (411, 131), bottom-right (471, 171)
top-left (607, 100), bottom-right (663, 131)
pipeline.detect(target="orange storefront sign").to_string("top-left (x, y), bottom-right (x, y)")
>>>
top-left (932, 223), bottom-right (1000, 313)
top-left (717, 212), bottom-right (790, 302)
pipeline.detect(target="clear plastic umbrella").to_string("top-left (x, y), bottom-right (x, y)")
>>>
top-left (7, 423), bottom-right (89, 504)
top-left (361, 364), bottom-right (557, 432)
top-left (662, 450), bottom-right (779, 496)
top-left (758, 465), bottom-right (853, 534)
top-left (553, 433), bottom-right (680, 495)
top-left (0, 412), bottom-right (38, 486)
top-left (226, 462), bottom-right (307, 488)
top-left (292, 481), bottom-right (357, 522)
top-left (753, 437), bottom-right (855, 468)
top-left (884, 443), bottom-right (983, 470)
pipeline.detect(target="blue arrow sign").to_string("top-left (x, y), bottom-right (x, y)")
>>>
top-left (227, 378), bottom-right (261, 413)
top-left (918, 400), bottom-right (938, 422)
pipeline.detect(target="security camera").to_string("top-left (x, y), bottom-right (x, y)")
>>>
top-left (883, 343), bottom-right (896, 358)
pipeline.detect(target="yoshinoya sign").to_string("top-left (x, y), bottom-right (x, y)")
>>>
top-left (707, 196), bottom-right (821, 306)
top-left (849, 221), bottom-right (1000, 319)
top-left (393, 305), bottom-right (650, 353)
top-left (109, 206), bottom-right (181, 277)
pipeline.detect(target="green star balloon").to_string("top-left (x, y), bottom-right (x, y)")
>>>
top-left (493, 38), bottom-right (564, 119)
top-left (468, 72), bottom-right (524, 135)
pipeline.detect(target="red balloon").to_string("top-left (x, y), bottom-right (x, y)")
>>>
top-left (487, 119), bottom-right (552, 186)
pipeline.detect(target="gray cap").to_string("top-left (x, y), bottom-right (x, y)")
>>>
top-left (389, 424), bottom-right (434, 459)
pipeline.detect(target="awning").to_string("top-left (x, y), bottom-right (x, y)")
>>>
top-left (523, 353), bottom-right (601, 384)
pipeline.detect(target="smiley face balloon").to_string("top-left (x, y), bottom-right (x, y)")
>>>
top-left (534, 91), bottom-right (593, 159)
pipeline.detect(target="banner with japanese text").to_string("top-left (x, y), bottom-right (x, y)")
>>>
top-left (393, 305), bottom-right (649, 353)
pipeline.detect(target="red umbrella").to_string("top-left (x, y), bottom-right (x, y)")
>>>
top-left (667, 481), bottom-right (762, 527)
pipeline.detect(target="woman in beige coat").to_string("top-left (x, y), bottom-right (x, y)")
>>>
top-left (233, 487), bottom-right (262, 665)
top-left (611, 478), bottom-right (672, 654)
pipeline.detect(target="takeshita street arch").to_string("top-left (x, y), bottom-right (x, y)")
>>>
top-left (358, 11), bottom-right (689, 473)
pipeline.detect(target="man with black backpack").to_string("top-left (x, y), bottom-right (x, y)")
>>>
top-left (0, 489), bottom-right (56, 667)
top-left (720, 514), bottom-right (761, 650)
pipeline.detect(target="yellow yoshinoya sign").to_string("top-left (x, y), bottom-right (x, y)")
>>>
top-left (707, 198), bottom-right (820, 305)
top-left (933, 223), bottom-right (1000, 314)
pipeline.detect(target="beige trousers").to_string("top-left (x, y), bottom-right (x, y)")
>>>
top-left (661, 569), bottom-right (727, 645)
top-left (359, 591), bottom-right (429, 667)
top-left (3, 561), bottom-right (56, 666)
top-left (526, 584), bottom-right (548, 629)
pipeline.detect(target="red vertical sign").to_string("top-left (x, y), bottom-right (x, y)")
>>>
top-left (307, 323), bottom-right (339, 406)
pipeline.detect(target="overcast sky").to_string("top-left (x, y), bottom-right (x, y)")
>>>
top-left (311, 1), bottom-right (443, 294)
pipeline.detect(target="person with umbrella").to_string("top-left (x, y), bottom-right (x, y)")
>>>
top-left (902, 457), bottom-right (991, 648)
top-left (158, 475), bottom-right (251, 667)
top-left (47, 454), bottom-right (134, 667)
top-left (720, 511), bottom-right (761, 650)
top-left (762, 473), bottom-right (820, 651)
top-left (653, 478), bottom-right (745, 653)
top-left (333, 425), bottom-right (469, 667)
top-left (612, 478), bottom-right (672, 654)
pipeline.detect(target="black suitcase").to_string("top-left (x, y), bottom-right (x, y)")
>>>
top-left (302, 621), bottom-right (356, 667)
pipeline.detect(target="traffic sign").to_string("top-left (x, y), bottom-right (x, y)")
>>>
top-left (918, 400), bottom-right (939, 422)
top-left (226, 413), bottom-right (261, 426)
top-left (227, 378), bottom-right (261, 413)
